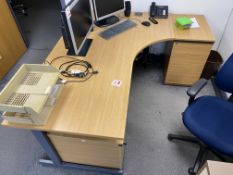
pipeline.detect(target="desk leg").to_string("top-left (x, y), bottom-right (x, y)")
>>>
top-left (32, 131), bottom-right (61, 165)
top-left (32, 131), bottom-right (123, 175)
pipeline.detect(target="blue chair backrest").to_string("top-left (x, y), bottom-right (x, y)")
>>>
top-left (215, 53), bottom-right (233, 93)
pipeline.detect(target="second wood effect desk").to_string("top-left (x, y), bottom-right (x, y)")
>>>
top-left (1, 13), bottom-right (215, 173)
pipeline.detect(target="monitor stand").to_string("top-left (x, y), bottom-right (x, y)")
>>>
top-left (95, 16), bottom-right (120, 27)
top-left (67, 39), bottom-right (93, 57)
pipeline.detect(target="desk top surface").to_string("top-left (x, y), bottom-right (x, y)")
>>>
top-left (2, 13), bottom-right (214, 140)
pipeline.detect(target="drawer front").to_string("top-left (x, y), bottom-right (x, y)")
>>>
top-left (165, 42), bottom-right (213, 85)
top-left (48, 133), bottom-right (124, 169)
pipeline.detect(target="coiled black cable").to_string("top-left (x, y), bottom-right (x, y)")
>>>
top-left (45, 56), bottom-right (98, 83)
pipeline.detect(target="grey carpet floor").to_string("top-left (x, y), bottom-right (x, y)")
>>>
top-left (0, 1), bottom-right (216, 175)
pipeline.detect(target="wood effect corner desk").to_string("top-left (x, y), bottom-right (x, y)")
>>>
top-left (1, 13), bottom-right (215, 174)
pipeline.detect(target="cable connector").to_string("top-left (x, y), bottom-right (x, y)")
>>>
top-left (61, 79), bottom-right (67, 84)
top-left (92, 70), bottom-right (99, 74)
top-left (69, 69), bottom-right (81, 75)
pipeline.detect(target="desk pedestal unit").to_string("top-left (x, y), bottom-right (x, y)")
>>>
top-left (1, 13), bottom-right (215, 174)
top-left (165, 42), bottom-right (213, 85)
top-left (32, 131), bottom-right (123, 174)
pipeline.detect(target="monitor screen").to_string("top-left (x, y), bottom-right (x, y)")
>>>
top-left (64, 0), bottom-right (93, 55)
top-left (93, 0), bottom-right (125, 20)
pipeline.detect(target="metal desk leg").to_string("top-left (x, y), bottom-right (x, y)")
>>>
top-left (32, 131), bottom-right (123, 175)
top-left (32, 131), bottom-right (61, 165)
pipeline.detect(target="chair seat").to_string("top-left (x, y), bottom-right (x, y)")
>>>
top-left (183, 96), bottom-right (233, 156)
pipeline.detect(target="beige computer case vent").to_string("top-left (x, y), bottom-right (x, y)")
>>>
top-left (0, 64), bottom-right (63, 125)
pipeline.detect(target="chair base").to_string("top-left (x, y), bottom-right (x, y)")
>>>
top-left (168, 134), bottom-right (226, 175)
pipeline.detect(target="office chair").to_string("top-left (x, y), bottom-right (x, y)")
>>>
top-left (168, 53), bottom-right (233, 175)
top-left (9, 0), bottom-right (28, 16)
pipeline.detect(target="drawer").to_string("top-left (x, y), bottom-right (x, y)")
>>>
top-left (48, 133), bottom-right (125, 169)
top-left (165, 42), bottom-right (213, 85)
top-left (171, 42), bottom-right (213, 56)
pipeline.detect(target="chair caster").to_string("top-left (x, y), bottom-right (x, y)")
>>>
top-left (188, 168), bottom-right (196, 175)
top-left (167, 134), bottom-right (173, 141)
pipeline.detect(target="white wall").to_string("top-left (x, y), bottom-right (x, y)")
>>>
top-left (130, 0), bottom-right (233, 49)
top-left (217, 9), bottom-right (233, 61)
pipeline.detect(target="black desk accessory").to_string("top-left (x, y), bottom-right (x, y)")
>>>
top-left (99, 20), bottom-right (137, 39)
top-left (149, 17), bottom-right (158, 24)
top-left (156, 5), bottom-right (168, 19)
top-left (150, 2), bottom-right (157, 17)
top-left (95, 16), bottom-right (120, 28)
top-left (124, 1), bottom-right (131, 17)
top-left (149, 2), bottom-right (169, 19)
top-left (141, 21), bottom-right (151, 27)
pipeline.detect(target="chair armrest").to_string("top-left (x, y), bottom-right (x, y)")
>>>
top-left (187, 78), bottom-right (208, 97)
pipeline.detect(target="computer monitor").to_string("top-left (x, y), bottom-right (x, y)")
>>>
top-left (92, 0), bottom-right (125, 27)
top-left (61, 0), bottom-right (94, 56)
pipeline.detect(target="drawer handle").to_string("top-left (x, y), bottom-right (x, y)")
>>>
top-left (0, 55), bottom-right (2, 60)
top-left (119, 142), bottom-right (127, 147)
top-left (80, 139), bottom-right (86, 143)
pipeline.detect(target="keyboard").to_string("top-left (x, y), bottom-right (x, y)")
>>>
top-left (99, 20), bottom-right (137, 39)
